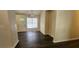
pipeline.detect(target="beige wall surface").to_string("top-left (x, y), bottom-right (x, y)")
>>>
top-left (0, 11), bottom-right (11, 47)
top-left (40, 10), bottom-right (79, 43)
top-left (39, 10), bottom-right (79, 43)
top-left (45, 11), bottom-right (56, 38)
top-left (40, 11), bottom-right (46, 34)
top-left (49, 10), bottom-right (56, 37)
top-left (8, 11), bottom-right (19, 47)
top-left (54, 10), bottom-right (73, 42)
top-left (70, 11), bottom-right (79, 38)
top-left (0, 10), bottom-right (18, 48)
top-left (45, 11), bottom-right (52, 35)
top-left (16, 15), bottom-right (26, 32)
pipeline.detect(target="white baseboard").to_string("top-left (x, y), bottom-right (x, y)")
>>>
top-left (12, 40), bottom-right (19, 48)
top-left (53, 37), bottom-right (79, 43)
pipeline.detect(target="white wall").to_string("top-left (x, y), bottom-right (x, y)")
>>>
top-left (8, 11), bottom-right (19, 47)
top-left (0, 10), bottom-right (18, 48)
top-left (40, 11), bottom-right (46, 34)
top-left (54, 10), bottom-right (73, 42)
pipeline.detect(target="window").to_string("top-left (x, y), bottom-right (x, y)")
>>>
top-left (27, 17), bottom-right (38, 28)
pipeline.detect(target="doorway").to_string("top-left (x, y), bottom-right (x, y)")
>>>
top-left (27, 17), bottom-right (38, 31)
top-left (16, 15), bottom-right (39, 32)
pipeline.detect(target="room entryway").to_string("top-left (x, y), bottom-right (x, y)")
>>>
top-left (26, 17), bottom-right (38, 31)
top-left (16, 15), bottom-right (39, 32)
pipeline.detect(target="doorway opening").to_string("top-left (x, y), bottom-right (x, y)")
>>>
top-left (16, 15), bottom-right (39, 32)
top-left (27, 17), bottom-right (38, 31)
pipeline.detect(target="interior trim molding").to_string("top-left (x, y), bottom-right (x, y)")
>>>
top-left (12, 40), bottom-right (19, 48)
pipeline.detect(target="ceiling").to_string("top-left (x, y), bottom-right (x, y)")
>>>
top-left (16, 10), bottom-right (42, 16)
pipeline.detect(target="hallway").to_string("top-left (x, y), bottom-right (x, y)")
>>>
top-left (16, 31), bottom-right (53, 48)
top-left (1, 10), bottom-right (79, 48)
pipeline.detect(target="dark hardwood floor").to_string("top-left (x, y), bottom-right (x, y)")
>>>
top-left (16, 31), bottom-right (53, 48)
top-left (16, 31), bottom-right (79, 48)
